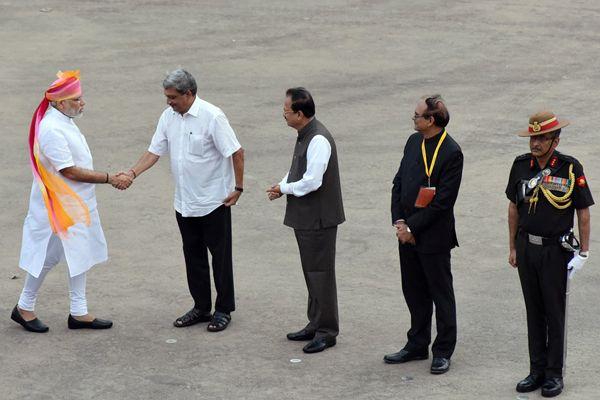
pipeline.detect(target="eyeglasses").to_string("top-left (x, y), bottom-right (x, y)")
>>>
top-left (283, 109), bottom-right (297, 116)
top-left (412, 113), bottom-right (429, 121)
top-left (67, 97), bottom-right (83, 103)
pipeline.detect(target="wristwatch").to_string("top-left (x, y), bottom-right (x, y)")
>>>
top-left (235, 186), bottom-right (244, 193)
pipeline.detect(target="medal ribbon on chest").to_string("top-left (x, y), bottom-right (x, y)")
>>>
top-left (542, 175), bottom-right (571, 193)
top-left (528, 163), bottom-right (575, 214)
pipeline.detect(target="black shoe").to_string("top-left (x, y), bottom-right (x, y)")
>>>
top-left (10, 305), bottom-right (49, 333)
top-left (173, 308), bottom-right (212, 328)
top-left (541, 377), bottom-right (564, 398)
top-left (384, 348), bottom-right (429, 364)
top-left (430, 357), bottom-right (451, 374)
top-left (516, 373), bottom-right (545, 393)
top-left (68, 314), bottom-right (113, 330)
top-left (303, 336), bottom-right (336, 353)
top-left (287, 328), bottom-right (316, 341)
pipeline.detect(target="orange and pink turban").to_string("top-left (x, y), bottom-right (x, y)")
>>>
top-left (28, 70), bottom-right (90, 237)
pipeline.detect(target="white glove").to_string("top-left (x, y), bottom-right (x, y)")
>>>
top-left (568, 251), bottom-right (589, 280)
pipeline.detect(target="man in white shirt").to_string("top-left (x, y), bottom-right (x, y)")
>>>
top-left (267, 87), bottom-right (345, 353)
top-left (125, 69), bottom-right (244, 332)
top-left (12, 70), bottom-right (129, 333)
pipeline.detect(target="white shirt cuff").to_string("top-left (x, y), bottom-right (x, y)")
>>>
top-left (222, 143), bottom-right (241, 158)
top-left (280, 181), bottom-right (291, 194)
top-left (148, 146), bottom-right (167, 157)
top-left (56, 162), bottom-right (76, 172)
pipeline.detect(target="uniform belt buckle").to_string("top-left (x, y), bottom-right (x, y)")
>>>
top-left (527, 234), bottom-right (543, 246)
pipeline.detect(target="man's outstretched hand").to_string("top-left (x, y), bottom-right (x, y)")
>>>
top-left (266, 185), bottom-right (282, 201)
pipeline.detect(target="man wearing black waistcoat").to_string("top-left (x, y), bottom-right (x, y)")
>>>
top-left (267, 87), bottom-right (345, 354)
top-left (385, 95), bottom-right (463, 374)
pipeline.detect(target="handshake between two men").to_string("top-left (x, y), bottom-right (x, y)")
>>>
top-left (59, 166), bottom-right (137, 191)
top-left (60, 166), bottom-right (137, 190)
top-left (107, 170), bottom-right (137, 191)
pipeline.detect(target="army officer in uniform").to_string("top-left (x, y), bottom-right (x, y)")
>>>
top-left (506, 111), bottom-right (593, 398)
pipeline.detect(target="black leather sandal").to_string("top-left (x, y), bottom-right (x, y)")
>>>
top-left (207, 311), bottom-right (231, 332)
top-left (173, 308), bottom-right (212, 328)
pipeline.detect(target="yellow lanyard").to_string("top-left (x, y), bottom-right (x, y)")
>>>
top-left (421, 129), bottom-right (447, 187)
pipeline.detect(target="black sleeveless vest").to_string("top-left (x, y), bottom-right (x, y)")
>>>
top-left (284, 118), bottom-right (345, 230)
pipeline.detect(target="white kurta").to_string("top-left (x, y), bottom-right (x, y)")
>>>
top-left (19, 106), bottom-right (108, 278)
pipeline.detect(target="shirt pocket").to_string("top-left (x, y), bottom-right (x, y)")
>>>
top-left (188, 133), bottom-right (205, 156)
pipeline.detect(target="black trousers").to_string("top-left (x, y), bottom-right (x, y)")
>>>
top-left (399, 245), bottom-right (457, 359)
top-left (175, 206), bottom-right (235, 314)
top-left (294, 226), bottom-right (339, 338)
top-left (516, 231), bottom-right (571, 378)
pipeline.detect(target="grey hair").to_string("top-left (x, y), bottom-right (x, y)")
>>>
top-left (163, 69), bottom-right (197, 95)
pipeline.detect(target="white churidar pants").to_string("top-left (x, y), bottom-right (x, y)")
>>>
top-left (17, 235), bottom-right (88, 316)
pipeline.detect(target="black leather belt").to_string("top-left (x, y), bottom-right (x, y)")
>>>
top-left (520, 230), bottom-right (560, 246)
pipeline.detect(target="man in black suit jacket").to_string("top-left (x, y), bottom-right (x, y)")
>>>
top-left (385, 95), bottom-right (463, 375)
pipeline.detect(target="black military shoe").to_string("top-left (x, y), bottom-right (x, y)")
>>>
top-left (430, 357), bottom-right (451, 374)
top-left (383, 348), bottom-right (428, 364)
top-left (541, 377), bottom-right (563, 398)
top-left (516, 373), bottom-right (545, 393)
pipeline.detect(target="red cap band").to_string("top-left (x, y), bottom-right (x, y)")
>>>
top-left (529, 117), bottom-right (559, 133)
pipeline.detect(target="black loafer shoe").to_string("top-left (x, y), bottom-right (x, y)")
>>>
top-left (287, 328), bottom-right (316, 341)
top-left (10, 305), bottom-right (49, 333)
top-left (384, 348), bottom-right (428, 364)
top-left (516, 373), bottom-right (545, 393)
top-left (173, 308), bottom-right (212, 328)
top-left (303, 336), bottom-right (336, 353)
top-left (68, 314), bottom-right (113, 330)
top-left (430, 357), bottom-right (451, 374)
top-left (541, 377), bottom-right (564, 398)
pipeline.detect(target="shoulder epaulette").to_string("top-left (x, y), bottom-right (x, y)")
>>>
top-left (554, 152), bottom-right (578, 164)
top-left (514, 153), bottom-right (531, 162)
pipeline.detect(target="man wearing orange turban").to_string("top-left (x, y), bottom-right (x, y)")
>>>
top-left (11, 71), bottom-right (131, 333)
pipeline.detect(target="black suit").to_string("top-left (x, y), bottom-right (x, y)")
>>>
top-left (391, 130), bottom-right (463, 358)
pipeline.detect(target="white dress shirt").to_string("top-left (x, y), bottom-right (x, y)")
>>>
top-left (149, 97), bottom-right (241, 217)
top-left (19, 106), bottom-right (108, 278)
top-left (279, 135), bottom-right (331, 197)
